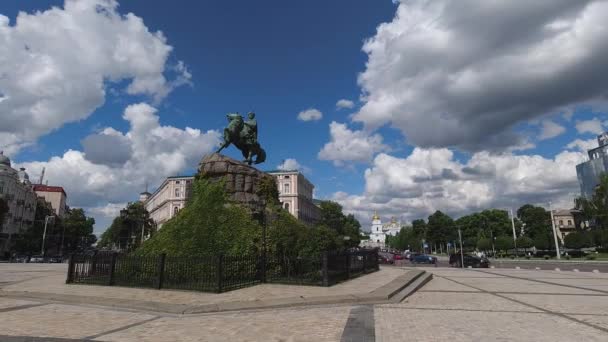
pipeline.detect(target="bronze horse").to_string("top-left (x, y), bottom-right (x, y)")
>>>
top-left (216, 113), bottom-right (266, 165)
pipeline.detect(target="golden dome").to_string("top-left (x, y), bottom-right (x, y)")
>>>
top-left (372, 210), bottom-right (380, 220)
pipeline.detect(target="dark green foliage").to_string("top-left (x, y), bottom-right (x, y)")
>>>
top-left (411, 219), bottom-right (427, 237)
top-left (463, 237), bottom-right (477, 249)
top-left (516, 236), bottom-right (534, 249)
top-left (517, 204), bottom-right (552, 242)
top-left (495, 236), bottom-right (514, 252)
top-left (98, 201), bottom-right (154, 251)
top-left (564, 232), bottom-right (591, 250)
top-left (61, 208), bottom-right (96, 253)
top-left (387, 226), bottom-right (422, 251)
top-left (256, 175), bottom-right (280, 206)
top-left (426, 211), bottom-right (455, 245)
top-left (315, 200), bottom-right (361, 248)
top-left (533, 234), bottom-right (551, 250)
top-left (136, 178), bottom-right (261, 256)
top-left (477, 237), bottom-right (492, 251)
top-left (575, 173), bottom-right (608, 228)
top-left (456, 209), bottom-right (512, 242)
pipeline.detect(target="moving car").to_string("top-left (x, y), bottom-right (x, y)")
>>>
top-left (29, 255), bottom-right (44, 263)
top-left (410, 254), bottom-right (437, 264)
top-left (450, 254), bottom-right (490, 268)
top-left (378, 252), bottom-right (395, 264)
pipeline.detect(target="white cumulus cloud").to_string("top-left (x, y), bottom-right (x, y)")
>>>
top-left (16, 103), bottom-right (221, 232)
top-left (354, 0), bottom-right (608, 151)
top-left (539, 120), bottom-right (566, 140)
top-left (336, 99), bottom-right (355, 110)
top-left (334, 146), bottom-right (586, 227)
top-left (297, 108), bottom-right (323, 121)
top-left (0, 0), bottom-right (190, 155)
top-left (575, 118), bottom-right (605, 135)
top-left (318, 122), bottom-right (389, 166)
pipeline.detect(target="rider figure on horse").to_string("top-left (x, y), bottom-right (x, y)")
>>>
top-left (217, 112), bottom-right (266, 165)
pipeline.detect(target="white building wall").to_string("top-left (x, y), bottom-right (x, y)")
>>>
top-left (144, 176), bottom-right (193, 229)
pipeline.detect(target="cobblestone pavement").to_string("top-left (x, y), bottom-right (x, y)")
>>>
top-left (2, 265), bottom-right (608, 341)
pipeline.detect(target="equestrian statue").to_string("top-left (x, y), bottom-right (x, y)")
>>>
top-left (216, 112), bottom-right (266, 165)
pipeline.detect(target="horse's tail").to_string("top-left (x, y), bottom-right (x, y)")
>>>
top-left (255, 148), bottom-right (266, 164)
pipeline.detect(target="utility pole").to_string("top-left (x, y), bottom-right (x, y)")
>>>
top-left (41, 215), bottom-right (53, 256)
top-left (509, 209), bottom-right (518, 258)
top-left (549, 202), bottom-right (561, 260)
top-left (458, 228), bottom-right (464, 269)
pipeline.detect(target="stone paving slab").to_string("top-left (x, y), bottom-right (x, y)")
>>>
top-left (0, 303), bottom-right (156, 339)
top-left (452, 277), bottom-right (602, 294)
top-left (501, 293), bottom-right (608, 315)
top-left (374, 308), bottom-right (607, 342)
top-left (394, 292), bottom-right (543, 312)
top-left (0, 298), bottom-right (40, 310)
top-left (418, 276), bottom-right (480, 292)
top-left (93, 306), bottom-right (351, 342)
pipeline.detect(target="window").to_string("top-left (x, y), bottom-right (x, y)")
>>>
top-left (284, 175), bottom-right (290, 179)
top-left (173, 206), bottom-right (180, 216)
top-left (284, 202), bottom-right (290, 211)
top-left (175, 188), bottom-right (180, 198)
top-left (175, 181), bottom-right (180, 184)
top-left (567, 220), bottom-right (572, 226)
top-left (284, 183), bottom-right (290, 194)
top-left (559, 220), bottom-right (563, 225)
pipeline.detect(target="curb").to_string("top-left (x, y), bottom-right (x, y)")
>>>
top-left (0, 270), bottom-right (430, 315)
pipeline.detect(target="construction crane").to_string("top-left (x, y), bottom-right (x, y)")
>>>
top-left (38, 167), bottom-right (45, 185)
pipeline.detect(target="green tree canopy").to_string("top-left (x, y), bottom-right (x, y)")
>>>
top-left (575, 173), bottom-right (608, 228)
top-left (564, 232), bottom-right (591, 250)
top-left (98, 201), bottom-right (154, 251)
top-left (60, 208), bottom-right (96, 253)
top-left (516, 236), bottom-right (534, 249)
top-left (495, 236), bottom-right (514, 252)
top-left (315, 200), bottom-right (361, 248)
top-left (412, 219), bottom-right (427, 237)
top-left (477, 237), bottom-right (492, 251)
top-left (518, 204), bottom-right (552, 243)
top-left (426, 211), bottom-right (455, 245)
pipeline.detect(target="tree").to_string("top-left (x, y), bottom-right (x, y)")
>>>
top-left (477, 238), bottom-right (492, 251)
top-left (564, 232), bottom-right (591, 250)
top-left (576, 173), bottom-right (608, 228)
top-left (60, 208), bottom-right (96, 254)
top-left (426, 211), bottom-right (455, 246)
top-left (412, 219), bottom-right (427, 237)
top-left (13, 197), bottom-right (56, 255)
top-left (516, 236), bottom-right (534, 250)
top-left (98, 202), bottom-right (154, 251)
top-left (495, 236), bottom-right (514, 252)
top-left (315, 200), bottom-right (361, 248)
top-left (518, 204), bottom-right (552, 245)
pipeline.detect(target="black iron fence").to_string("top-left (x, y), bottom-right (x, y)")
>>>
top-left (66, 250), bottom-right (379, 293)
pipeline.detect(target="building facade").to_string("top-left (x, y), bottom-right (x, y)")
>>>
top-left (143, 176), bottom-right (194, 229)
top-left (33, 185), bottom-right (67, 217)
top-left (267, 170), bottom-right (321, 225)
top-left (552, 209), bottom-right (582, 244)
top-left (360, 214), bottom-right (403, 249)
top-left (576, 132), bottom-right (608, 198)
top-left (0, 152), bottom-right (37, 255)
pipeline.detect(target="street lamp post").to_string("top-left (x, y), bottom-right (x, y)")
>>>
top-left (458, 229), bottom-right (464, 269)
top-left (549, 202), bottom-right (561, 260)
top-left (40, 215), bottom-right (53, 256)
top-left (509, 209), bottom-right (518, 258)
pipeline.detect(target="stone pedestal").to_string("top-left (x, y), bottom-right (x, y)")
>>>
top-left (197, 153), bottom-right (274, 215)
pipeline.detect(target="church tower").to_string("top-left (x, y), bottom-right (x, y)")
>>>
top-left (369, 211), bottom-right (385, 245)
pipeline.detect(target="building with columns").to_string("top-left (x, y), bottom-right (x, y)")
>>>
top-left (142, 176), bottom-right (194, 229)
top-left (0, 152), bottom-right (38, 255)
top-left (267, 170), bottom-right (321, 225)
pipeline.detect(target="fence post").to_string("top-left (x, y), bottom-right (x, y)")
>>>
top-left (66, 253), bottom-right (75, 284)
top-left (346, 252), bottom-right (351, 279)
top-left (322, 251), bottom-right (329, 287)
top-left (216, 254), bottom-right (224, 293)
top-left (91, 251), bottom-right (98, 275)
top-left (374, 250), bottom-right (379, 271)
top-left (156, 253), bottom-right (166, 290)
top-left (108, 252), bottom-right (117, 286)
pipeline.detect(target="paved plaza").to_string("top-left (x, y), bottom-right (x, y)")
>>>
top-left (2, 264), bottom-right (608, 341)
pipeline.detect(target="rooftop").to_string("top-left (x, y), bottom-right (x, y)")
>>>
top-left (33, 184), bottom-right (67, 196)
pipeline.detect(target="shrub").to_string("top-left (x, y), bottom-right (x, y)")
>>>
top-left (586, 254), bottom-right (597, 260)
top-left (525, 255), bottom-right (531, 260)
top-left (544, 255), bottom-right (550, 260)
top-left (565, 255), bottom-right (571, 260)
top-left (510, 255), bottom-right (515, 259)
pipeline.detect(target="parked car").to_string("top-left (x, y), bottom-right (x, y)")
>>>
top-left (378, 252), bottom-right (395, 264)
top-left (393, 254), bottom-right (404, 261)
top-left (410, 254), bottom-right (437, 264)
top-left (450, 254), bottom-right (489, 268)
top-left (29, 255), bottom-right (44, 263)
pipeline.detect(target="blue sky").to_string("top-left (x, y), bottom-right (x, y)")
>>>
top-left (2, 0), bottom-right (607, 233)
